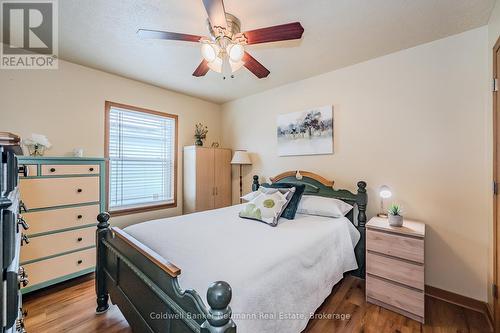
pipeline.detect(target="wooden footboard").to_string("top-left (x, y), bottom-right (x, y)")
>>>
top-left (95, 212), bottom-right (237, 333)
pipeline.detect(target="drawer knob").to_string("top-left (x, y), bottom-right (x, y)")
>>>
top-left (77, 237), bottom-right (83, 242)
top-left (89, 167), bottom-right (94, 172)
top-left (50, 168), bottom-right (56, 172)
top-left (77, 188), bottom-right (83, 193)
top-left (77, 260), bottom-right (83, 265)
top-left (77, 215), bottom-right (83, 219)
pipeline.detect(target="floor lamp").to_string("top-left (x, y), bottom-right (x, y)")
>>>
top-left (231, 151), bottom-right (252, 203)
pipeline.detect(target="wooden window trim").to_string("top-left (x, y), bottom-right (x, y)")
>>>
top-left (104, 101), bottom-right (178, 216)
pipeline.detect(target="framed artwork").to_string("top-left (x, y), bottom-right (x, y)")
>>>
top-left (277, 105), bottom-right (333, 156)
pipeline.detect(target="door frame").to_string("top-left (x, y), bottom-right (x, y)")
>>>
top-left (493, 35), bottom-right (500, 332)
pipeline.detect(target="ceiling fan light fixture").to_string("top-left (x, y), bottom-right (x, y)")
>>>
top-left (201, 43), bottom-right (218, 63)
top-left (227, 43), bottom-right (244, 62)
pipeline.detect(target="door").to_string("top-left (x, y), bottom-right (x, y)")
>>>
top-left (195, 148), bottom-right (215, 211)
top-left (213, 149), bottom-right (232, 209)
top-left (494, 36), bottom-right (500, 333)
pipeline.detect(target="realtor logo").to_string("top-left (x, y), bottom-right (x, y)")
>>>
top-left (1, 0), bottom-right (58, 69)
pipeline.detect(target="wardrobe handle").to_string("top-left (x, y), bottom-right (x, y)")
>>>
top-left (215, 187), bottom-right (218, 195)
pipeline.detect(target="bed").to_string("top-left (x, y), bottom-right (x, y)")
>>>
top-left (95, 171), bottom-right (367, 333)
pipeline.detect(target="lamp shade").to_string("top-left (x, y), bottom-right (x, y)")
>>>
top-left (379, 185), bottom-right (392, 199)
top-left (231, 151), bottom-right (252, 165)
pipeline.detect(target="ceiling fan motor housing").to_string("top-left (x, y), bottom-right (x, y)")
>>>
top-left (208, 13), bottom-right (241, 41)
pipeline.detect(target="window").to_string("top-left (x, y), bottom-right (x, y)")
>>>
top-left (105, 101), bottom-right (177, 215)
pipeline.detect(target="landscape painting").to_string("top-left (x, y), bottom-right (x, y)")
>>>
top-left (277, 106), bottom-right (333, 156)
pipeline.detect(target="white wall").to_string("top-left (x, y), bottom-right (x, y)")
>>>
top-left (221, 27), bottom-right (490, 301)
top-left (0, 60), bottom-right (222, 227)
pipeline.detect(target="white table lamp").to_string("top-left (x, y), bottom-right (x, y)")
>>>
top-left (378, 185), bottom-right (392, 218)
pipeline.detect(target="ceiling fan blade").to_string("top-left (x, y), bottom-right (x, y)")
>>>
top-left (137, 29), bottom-right (202, 42)
top-left (193, 60), bottom-right (210, 77)
top-left (201, 0), bottom-right (227, 29)
top-left (243, 52), bottom-right (270, 79)
top-left (243, 22), bottom-right (304, 45)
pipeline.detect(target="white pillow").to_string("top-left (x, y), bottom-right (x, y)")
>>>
top-left (297, 195), bottom-right (353, 218)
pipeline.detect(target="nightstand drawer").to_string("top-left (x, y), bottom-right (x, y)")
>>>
top-left (41, 164), bottom-right (99, 176)
top-left (21, 227), bottom-right (95, 262)
top-left (23, 248), bottom-right (95, 287)
top-left (367, 229), bottom-right (424, 263)
top-left (24, 204), bottom-right (99, 235)
top-left (20, 177), bottom-right (99, 209)
top-left (366, 275), bottom-right (424, 318)
top-left (366, 251), bottom-right (424, 290)
top-left (19, 165), bottom-right (38, 177)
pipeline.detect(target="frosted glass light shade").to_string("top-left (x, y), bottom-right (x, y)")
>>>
top-left (229, 59), bottom-right (244, 73)
top-left (201, 43), bottom-right (217, 63)
top-left (228, 44), bottom-right (244, 62)
top-left (207, 57), bottom-right (223, 73)
top-left (379, 185), bottom-right (392, 199)
top-left (231, 151), bottom-right (252, 165)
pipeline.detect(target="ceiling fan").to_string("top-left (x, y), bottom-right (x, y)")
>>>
top-left (137, 0), bottom-right (304, 79)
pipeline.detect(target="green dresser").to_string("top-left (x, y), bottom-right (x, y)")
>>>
top-left (17, 157), bottom-right (105, 293)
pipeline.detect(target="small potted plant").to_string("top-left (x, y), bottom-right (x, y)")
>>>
top-left (387, 203), bottom-right (403, 227)
top-left (194, 123), bottom-right (208, 146)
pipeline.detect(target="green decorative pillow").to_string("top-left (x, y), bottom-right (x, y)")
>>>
top-left (239, 188), bottom-right (295, 226)
top-left (261, 183), bottom-right (305, 219)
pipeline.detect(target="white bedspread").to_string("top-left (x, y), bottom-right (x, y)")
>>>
top-left (124, 204), bottom-right (360, 333)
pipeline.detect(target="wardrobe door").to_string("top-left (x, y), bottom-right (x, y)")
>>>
top-left (195, 148), bottom-right (215, 211)
top-left (213, 149), bottom-right (232, 209)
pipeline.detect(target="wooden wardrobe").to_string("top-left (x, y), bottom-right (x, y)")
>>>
top-left (183, 146), bottom-right (232, 213)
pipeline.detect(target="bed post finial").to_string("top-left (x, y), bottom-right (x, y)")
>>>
top-left (252, 175), bottom-right (260, 191)
top-left (96, 212), bottom-right (110, 314)
top-left (356, 181), bottom-right (367, 227)
top-left (201, 281), bottom-right (236, 333)
top-left (97, 212), bottom-right (110, 229)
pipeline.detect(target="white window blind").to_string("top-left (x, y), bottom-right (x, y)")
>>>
top-left (108, 105), bottom-right (176, 211)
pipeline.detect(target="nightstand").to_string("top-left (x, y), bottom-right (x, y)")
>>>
top-left (366, 216), bottom-right (426, 323)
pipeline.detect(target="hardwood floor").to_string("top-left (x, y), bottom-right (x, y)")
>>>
top-left (23, 274), bottom-right (492, 333)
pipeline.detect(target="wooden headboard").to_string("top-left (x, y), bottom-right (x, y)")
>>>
top-left (251, 170), bottom-right (367, 278)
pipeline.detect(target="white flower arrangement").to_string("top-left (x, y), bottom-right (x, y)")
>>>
top-left (23, 134), bottom-right (52, 156)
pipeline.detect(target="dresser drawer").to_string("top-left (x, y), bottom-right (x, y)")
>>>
top-left (23, 248), bottom-right (95, 287)
top-left (366, 251), bottom-right (424, 290)
top-left (21, 227), bottom-right (95, 262)
top-left (19, 164), bottom-right (38, 177)
top-left (23, 204), bottom-right (99, 235)
top-left (367, 229), bottom-right (424, 263)
top-left (366, 275), bottom-right (424, 318)
top-left (41, 164), bottom-right (99, 176)
top-left (20, 177), bottom-right (99, 209)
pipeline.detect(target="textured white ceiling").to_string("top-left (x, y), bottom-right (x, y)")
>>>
top-left (57, 0), bottom-right (494, 103)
